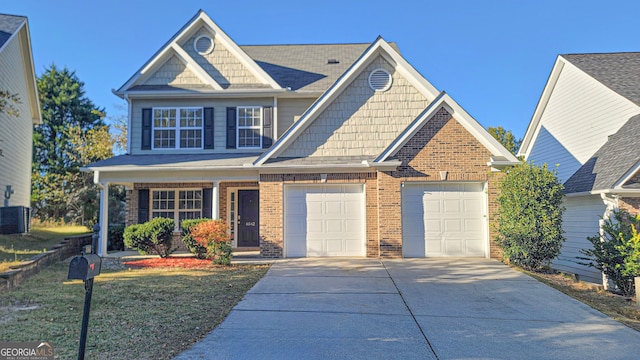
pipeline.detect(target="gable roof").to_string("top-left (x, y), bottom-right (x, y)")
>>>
top-left (562, 52), bottom-right (640, 107)
top-left (563, 114), bottom-right (640, 194)
top-left (0, 13), bottom-right (41, 125)
top-left (115, 10), bottom-right (281, 96)
top-left (518, 53), bottom-right (640, 158)
top-left (376, 91), bottom-right (519, 165)
top-left (254, 36), bottom-right (441, 165)
top-left (242, 43), bottom-right (399, 93)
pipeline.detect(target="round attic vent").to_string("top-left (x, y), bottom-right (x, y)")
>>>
top-left (368, 68), bottom-right (392, 92)
top-left (194, 35), bottom-right (214, 55)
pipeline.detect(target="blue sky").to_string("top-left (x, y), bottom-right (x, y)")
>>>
top-left (4, 0), bottom-right (640, 138)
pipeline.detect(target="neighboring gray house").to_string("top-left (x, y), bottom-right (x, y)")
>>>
top-left (0, 14), bottom-right (41, 232)
top-left (84, 10), bottom-right (518, 257)
top-left (519, 53), bottom-right (640, 284)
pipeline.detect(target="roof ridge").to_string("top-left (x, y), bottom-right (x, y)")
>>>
top-left (562, 51), bottom-right (640, 56)
top-left (240, 42), bottom-right (380, 47)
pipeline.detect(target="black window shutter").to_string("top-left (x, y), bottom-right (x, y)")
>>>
top-left (204, 107), bottom-right (214, 149)
top-left (138, 189), bottom-right (150, 224)
top-left (226, 107), bottom-right (236, 149)
top-left (263, 106), bottom-right (273, 148)
top-left (141, 108), bottom-right (152, 150)
top-left (202, 188), bottom-right (212, 219)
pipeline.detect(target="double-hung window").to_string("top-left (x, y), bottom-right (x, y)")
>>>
top-left (153, 107), bottom-right (203, 149)
top-left (237, 106), bottom-right (262, 148)
top-left (151, 189), bottom-right (202, 228)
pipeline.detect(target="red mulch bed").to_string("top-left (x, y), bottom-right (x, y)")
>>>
top-left (123, 257), bottom-right (213, 269)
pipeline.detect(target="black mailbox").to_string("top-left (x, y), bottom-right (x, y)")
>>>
top-left (68, 254), bottom-right (102, 280)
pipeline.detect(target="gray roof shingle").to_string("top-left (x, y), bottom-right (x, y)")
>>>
top-left (563, 114), bottom-right (640, 193)
top-left (563, 52), bottom-right (640, 106)
top-left (0, 14), bottom-right (26, 49)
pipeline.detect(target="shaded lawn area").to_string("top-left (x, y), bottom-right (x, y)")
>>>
top-left (0, 225), bottom-right (90, 272)
top-left (0, 260), bottom-right (269, 359)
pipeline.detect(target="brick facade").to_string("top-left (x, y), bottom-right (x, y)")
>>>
top-left (257, 107), bottom-right (504, 259)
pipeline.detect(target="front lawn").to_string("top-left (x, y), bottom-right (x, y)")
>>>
top-left (0, 259), bottom-right (269, 359)
top-left (0, 224), bottom-right (90, 272)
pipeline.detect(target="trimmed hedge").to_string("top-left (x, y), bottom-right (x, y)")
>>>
top-left (124, 218), bottom-right (175, 257)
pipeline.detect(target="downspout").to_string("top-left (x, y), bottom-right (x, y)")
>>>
top-left (599, 193), bottom-right (619, 289)
top-left (125, 93), bottom-right (132, 154)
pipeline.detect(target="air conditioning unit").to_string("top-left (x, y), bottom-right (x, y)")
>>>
top-left (0, 206), bottom-right (30, 234)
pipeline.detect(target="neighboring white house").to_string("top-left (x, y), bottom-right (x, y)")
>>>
top-left (519, 53), bottom-right (640, 284)
top-left (0, 14), bottom-right (41, 233)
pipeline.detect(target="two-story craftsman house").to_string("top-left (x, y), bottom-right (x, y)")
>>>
top-left (84, 10), bottom-right (518, 257)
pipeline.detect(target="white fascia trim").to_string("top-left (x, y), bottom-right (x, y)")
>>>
top-left (376, 92), bottom-right (519, 163)
top-left (198, 14), bottom-right (281, 89)
top-left (170, 43), bottom-right (223, 90)
top-left (17, 20), bottom-right (42, 125)
top-left (123, 88), bottom-right (288, 99)
top-left (613, 160), bottom-right (640, 188)
top-left (517, 56), bottom-right (565, 158)
top-left (376, 92), bottom-right (447, 162)
top-left (254, 37), bottom-right (439, 166)
top-left (82, 165), bottom-right (257, 173)
top-left (593, 188), bottom-right (640, 196)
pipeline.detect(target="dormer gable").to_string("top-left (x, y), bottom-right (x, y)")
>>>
top-left (114, 10), bottom-right (281, 97)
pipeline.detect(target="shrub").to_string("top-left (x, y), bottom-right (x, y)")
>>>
top-left (123, 218), bottom-right (175, 258)
top-left (181, 218), bottom-right (210, 259)
top-left (579, 210), bottom-right (640, 296)
top-left (494, 162), bottom-right (565, 271)
top-left (123, 224), bottom-right (149, 255)
top-left (108, 224), bottom-right (125, 251)
top-left (145, 217), bottom-right (175, 258)
top-left (190, 219), bottom-right (232, 265)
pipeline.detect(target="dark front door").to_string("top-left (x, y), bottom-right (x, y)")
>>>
top-left (237, 190), bottom-right (259, 247)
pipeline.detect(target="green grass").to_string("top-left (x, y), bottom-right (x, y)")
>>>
top-left (0, 224), bottom-right (90, 272)
top-left (0, 261), bottom-right (269, 359)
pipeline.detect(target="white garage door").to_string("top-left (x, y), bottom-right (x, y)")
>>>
top-left (402, 182), bottom-right (487, 257)
top-left (285, 185), bottom-right (365, 257)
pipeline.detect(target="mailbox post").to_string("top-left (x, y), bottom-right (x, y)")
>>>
top-left (68, 224), bottom-right (102, 360)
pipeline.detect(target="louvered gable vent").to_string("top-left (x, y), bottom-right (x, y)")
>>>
top-left (368, 68), bottom-right (392, 91)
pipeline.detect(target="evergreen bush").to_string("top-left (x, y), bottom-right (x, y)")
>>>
top-left (181, 218), bottom-right (210, 259)
top-left (494, 162), bottom-right (565, 270)
top-left (123, 218), bottom-right (175, 257)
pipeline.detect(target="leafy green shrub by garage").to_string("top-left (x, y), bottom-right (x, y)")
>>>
top-left (123, 218), bottom-right (175, 257)
top-left (181, 218), bottom-right (210, 259)
top-left (494, 162), bottom-right (565, 271)
top-left (579, 210), bottom-right (640, 296)
top-left (108, 224), bottom-right (125, 251)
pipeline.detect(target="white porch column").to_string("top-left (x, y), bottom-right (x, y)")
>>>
top-left (98, 182), bottom-right (109, 256)
top-left (212, 180), bottom-right (219, 219)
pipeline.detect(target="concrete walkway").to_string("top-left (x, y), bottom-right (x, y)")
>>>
top-left (174, 258), bottom-right (640, 360)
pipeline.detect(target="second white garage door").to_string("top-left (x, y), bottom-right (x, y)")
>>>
top-left (402, 182), bottom-right (487, 257)
top-left (284, 185), bottom-right (365, 257)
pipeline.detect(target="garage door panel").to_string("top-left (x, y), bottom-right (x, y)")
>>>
top-left (403, 182), bottom-right (487, 257)
top-left (285, 185), bottom-right (365, 257)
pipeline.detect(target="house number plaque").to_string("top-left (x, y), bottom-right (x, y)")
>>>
top-left (245, 221), bottom-right (256, 226)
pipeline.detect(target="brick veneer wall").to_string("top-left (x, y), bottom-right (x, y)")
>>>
top-left (619, 197), bottom-right (640, 216)
top-left (218, 181), bottom-right (259, 222)
top-left (379, 107), bottom-right (502, 258)
top-left (259, 107), bottom-right (505, 259)
top-left (260, 173), bottom-right (377, 258)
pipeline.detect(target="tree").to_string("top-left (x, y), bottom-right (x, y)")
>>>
top-left (108, 103), bottom-right (128, 154)
top-left (488, 126), bottom-right (521, 155)
top-left (32, 65), bottom-right (109, 225)
top-left (494, 162), bottom-right (565, 271)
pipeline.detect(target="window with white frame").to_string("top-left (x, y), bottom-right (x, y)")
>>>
top-left (153, 107), bottom-right (203, 149)
top-left (151, 189), bottom-right (202, 228)
top-left (237, 107), bottom-right (262, 148)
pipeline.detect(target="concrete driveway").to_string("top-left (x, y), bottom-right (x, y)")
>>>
top-left (175, 258), bottom-right (640, 359)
